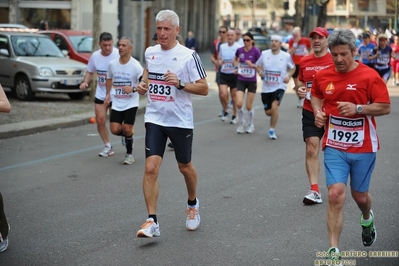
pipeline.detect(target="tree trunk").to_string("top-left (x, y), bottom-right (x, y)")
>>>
top-left (294, 0), bottom-right (303, 27)
top-left (317, 0), bottom-right (330, 27)
top-left (90, 0), bottom-right (102, 101)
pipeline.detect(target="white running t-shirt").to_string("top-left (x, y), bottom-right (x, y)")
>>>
top-left (144, 42), bottom-right (207, 129)
top-left (256, 49), bottom-right (295, 93)
top-left (219, 42), bottom-right (241, 74)
top-left (86, 48), bottom-right (119, 100)
top-left (107, 57), bottom-right (143, 111)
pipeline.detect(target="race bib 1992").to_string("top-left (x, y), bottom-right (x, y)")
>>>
top-left (326, 115), bottom-right (365, 149)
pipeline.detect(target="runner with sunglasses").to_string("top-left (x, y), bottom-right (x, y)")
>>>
top-left (234, 32), bottom-right (261, 133)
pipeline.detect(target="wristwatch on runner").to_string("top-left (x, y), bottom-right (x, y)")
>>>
top-left (178, 80), bottom-right (186, 90)
top-left (356, 104), bottom-right (363, 114)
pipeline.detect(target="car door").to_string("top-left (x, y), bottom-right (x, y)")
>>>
top-left (53, 34), bottom-right (69, 56)
top-left (0, 35), bottom-right (15, 87)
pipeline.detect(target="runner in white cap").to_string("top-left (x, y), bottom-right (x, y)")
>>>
top-left (256, 35), bottom-right (295, 140)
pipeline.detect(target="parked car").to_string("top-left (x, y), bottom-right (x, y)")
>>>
top-left (253, 34), bottom-right (270, 51)
top-left (40, 30), bottom-right (92, 64)
top-left (0, 23), bottom-right (29, 29)
top-left (0, 30), bottom-right (88, 101)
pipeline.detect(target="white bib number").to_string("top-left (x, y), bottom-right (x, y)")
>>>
top-left (148, 80), bottom-right (176, 102)
top-left (221, 60), bottom-right (234, 74)
top-left (305, 81), bottom-right (312, 100)
top-left (326, 115), bottom-right (365, 149)
top-left (238, 63), bottom-right (255, 78)
top-left (264, 70), bottom-right (281, 86)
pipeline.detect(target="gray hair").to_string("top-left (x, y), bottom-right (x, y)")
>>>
top-left (119, 36), bottom-right (133, 47)
top-left (327, 29), bottom-right (356, 51)
top-left (156, 10), bottom-right (179, 26)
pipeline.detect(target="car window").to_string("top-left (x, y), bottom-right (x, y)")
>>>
top-left (11, 36), bottom-right (64, 57)
top-left (68, 35), bottom-right (93, 53)
top-left (54, 34), bottom-right (69, 51)
top-left (0, 36), bottom-right (9, 54)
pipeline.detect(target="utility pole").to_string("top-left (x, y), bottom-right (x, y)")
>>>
top-left (252, 0), bottom-right (256, 27)
top-left (91, 0), bottom-right (102, 101)
top-left (395, 0), bottom-right (398, 30)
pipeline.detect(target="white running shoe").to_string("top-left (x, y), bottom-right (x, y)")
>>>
top-left (99, 146), bottom-right (114, 157)
top-left (186, 198), bottom-right (200, 231)
top-left (218, 110), bottom-right (224, 117)
top-left (0, 237), bottom-right (8, 253)
top-left (137, 218), bottom-right (160, 238)
top-left (123, 154), bottom-right (135, 165)
top-left (269, 130), bottom-right (277, 140)
top-left (0, 223), bottom-right (9, 252)
top-left (221, 111), bottom-right (229, 122)
top-left (237, 125), bottom-right (245, 134)
top-left (303, 190), bottom-right (322, 204)
top-left (230, 116), bottom-right (238, 124)
top-left (246, 124), bottom-right (255, 134)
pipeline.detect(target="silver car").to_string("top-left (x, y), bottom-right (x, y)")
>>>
top-left (0, 31), bottom-right (88, 101)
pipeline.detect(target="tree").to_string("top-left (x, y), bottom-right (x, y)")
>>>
top-left (317, 0), bottom-right (330, 27)
top-left (90, 0), bottom-right (102, 101)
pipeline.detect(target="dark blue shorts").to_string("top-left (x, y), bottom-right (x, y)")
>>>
top-left (145, 123), bottom-right (193, 164)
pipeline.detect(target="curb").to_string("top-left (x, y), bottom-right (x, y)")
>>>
top-left (0, 99), bottom-right (147, 140)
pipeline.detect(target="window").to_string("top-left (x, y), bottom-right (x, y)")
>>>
top-left (358, 0), bottom-right (378, 11)
top-left (336, 0), bottom-right (347, 11)
top-left (20, 8), bottom-right (71, 29)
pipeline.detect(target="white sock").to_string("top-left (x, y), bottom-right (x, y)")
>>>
top-left (238, 108), bottom-right (244, 125)
top-left (269, 128), bottom-right (275, 132)
top-left (105, 142), bottom-right (111, 147)
top-left (248, 109), bottom-right (254, 125)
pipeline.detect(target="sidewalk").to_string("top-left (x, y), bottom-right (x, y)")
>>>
top-left (0, 51), bottom-right (216, 140)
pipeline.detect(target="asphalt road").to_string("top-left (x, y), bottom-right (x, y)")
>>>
top-left (0, 83), bottom-right (398, 266)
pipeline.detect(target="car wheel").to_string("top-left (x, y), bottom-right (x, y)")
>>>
top-left (68, 92), bottom-right (86, 100)
top-left (14, 74), bottom-right (35, 101)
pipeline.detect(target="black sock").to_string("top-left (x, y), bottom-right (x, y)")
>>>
top-left (148, 214), bottom-right (157, 224)
top-left (126, 135), bottom-right (133, 154)
top-left (187, 198), bottom-right (197, 206)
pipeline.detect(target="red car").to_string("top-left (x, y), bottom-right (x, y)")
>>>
top-left (39, 30), bottom-right (92, 64)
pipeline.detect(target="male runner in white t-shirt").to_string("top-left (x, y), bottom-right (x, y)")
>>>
top-left (105, 37), bottom-right (143, 165)
top-left (256, 35), bottom-right (296, 140)
top-left (80, 32), bottom-right (119, 157)
top-left (136, 9), bottom-right (208, 238)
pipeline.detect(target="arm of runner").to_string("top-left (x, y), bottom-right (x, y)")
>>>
top-left (284, 65), bottom-right (296, 83)
top-left (164, 70), bottom-right (208, 96)
top-left (0, 84), bottom-right (11, 113)
top-left (337, 101), bottom-right (390, 117)
top-left (137, 68), bottom-right (149, 95)
top-left (295, 81), bottom-right (306, 98)
top-left (311, 96), bottom-right (326, 128)
top-left (182, 78), bottom-right (208, 96)
top-left (104, 78), bottom-right (112, 106)
top-left (79, 71), bottom-right (93, 90)
top-left (256, 65), bottom-right (264, 79)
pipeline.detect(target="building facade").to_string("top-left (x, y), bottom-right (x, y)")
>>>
top-left (0, 0), bottom-right (219, 60)
top-left (326, 0), bottom-right (398, 30)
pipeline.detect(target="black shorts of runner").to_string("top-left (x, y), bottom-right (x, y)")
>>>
top-left (110, 107), bottom-right (138, 125)
top-left (215, 68), bottom-right (222, 83)
top-left (261, 89), bottom-right (285, 111)
top-left (145, 122), bottom-right (193, 164)
top-left (292, 64), bottom-right (300, 78)
top-left (302, 109), bottom-right (324, 141)
top-left (375, 67), bottom-right (391, 80)
top-left (237, 80), bottom-right (257, 93)
top-left (94, 97), bottom-right (112, 107)
top-left (219, 72), bottom-right (237, 88)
